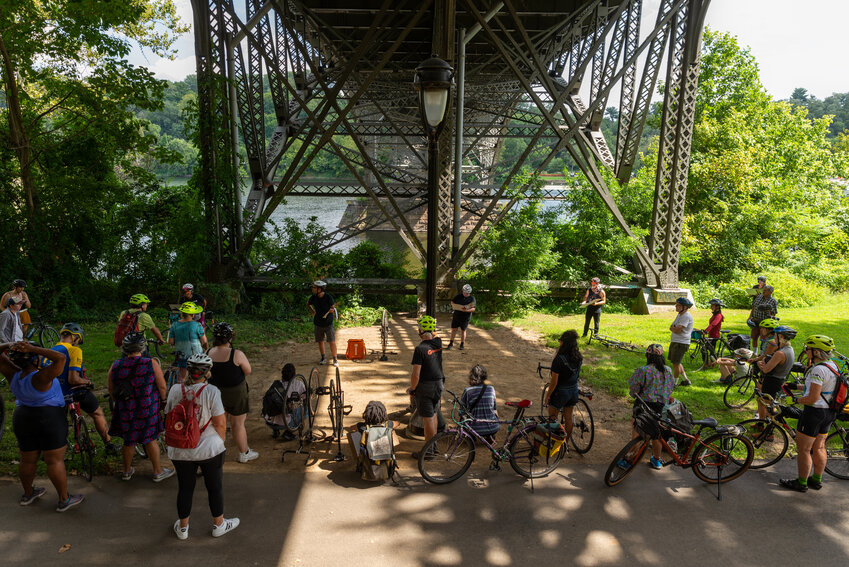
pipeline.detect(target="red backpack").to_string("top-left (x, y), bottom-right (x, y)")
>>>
top-left (114, 310), bottom-right (140, 346)
top-left (165, 384), bottom-right (211, 449)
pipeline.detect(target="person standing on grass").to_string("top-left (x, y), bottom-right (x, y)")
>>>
top-left (408, 315), bottom-right (444, 458)
top-left (306, 280), bottom-right (338, 367)
top-left (581, 277), bottom-right (606, 338)
top-left (0, 297), bottom-right (24, 342)
top-left (780, 334), bottom-right (839, 493)
top-left (668, 297), bottom-right (694, 386)
top-left (1, 279), bottom-right (31, 334)
top-left (749, 285), bottom-right (777, 351)
top-left (446, 284), bottom-right (476, 351)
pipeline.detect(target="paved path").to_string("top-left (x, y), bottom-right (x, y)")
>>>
top-left (1, 458), bottom-right (847, 566)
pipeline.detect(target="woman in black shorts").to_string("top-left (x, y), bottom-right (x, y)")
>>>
top-left (0, 341), bottom-right (84, 511)
top-left (544, 330), bottom-right (582, 443)
top-left (208, 322), bottom-right (258, 464)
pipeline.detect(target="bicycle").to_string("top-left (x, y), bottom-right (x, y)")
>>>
top-left (379, 308), bottom-right (389, 361)
top-left (536, 362), bottom-right (594, 454)
top-left (723, 356), bottom-right (805, 410)
top-left (587, 332), bottom-right (643, 353)
top-left (604, 395), bottom-right (754, 500)
top-left (825, 412), bottom-right (849, 480)
top-left (735, 386), bottom-right (803, 469)
top-left (66, 387), bottom-right (96, 481)
top-left (417, 389), bottom-right (562, 486)
top-left (24, 314), bottom-right (59, 348)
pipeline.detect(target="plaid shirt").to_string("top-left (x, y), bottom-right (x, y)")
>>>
top-left (460, 384), bottom-right (500, 436)
top-left (751, 294), bottom-right (777, 322)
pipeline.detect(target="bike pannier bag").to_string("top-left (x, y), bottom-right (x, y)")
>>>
top-left (533, 422), bottom-right (567, 457)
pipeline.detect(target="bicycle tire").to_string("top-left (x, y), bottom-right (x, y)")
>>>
top-left (723, 374), bottom-right (757, 409)
top-left (307, 367), bottom-right (320, 429)
top-left (570, 398), bottom-right (595, 454)
top-left (735, 418), bottom-right (790, 469)
top-left (0, 393), bottom-right (5, 445)
top-left (691, 433), bottom-right (754, 484)
top-left (164, 367), bottom-right (180, 392)
top-left (333, 367), bottom-right (344, 440)
top-left (381, 309), bottom-right (388, 354)
top-left (825, 429), bottom-right (849, 480)
top-left (508, 425), bottom-right (563, 478)
top-left (150, 340), bottom-right (163, 360)
top-left (604, 438), bottom-right (648, 487)
top-left (39, 325), bottom-right (59, 348)
top-left (328, 379), bottom-right (338, 435)
top-left (418, 429), bottom-right (476, 484)
top-left (76, 417), bottom-right (95, 482)
top-left (282, 375), bottom-right (308, 433)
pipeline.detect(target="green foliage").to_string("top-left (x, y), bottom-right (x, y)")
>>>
top-left (337, 290), bottom-right (382, 327)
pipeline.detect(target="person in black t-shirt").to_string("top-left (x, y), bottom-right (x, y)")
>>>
top-left (408, 315), bottom-right (444, 455)
top-left (446, 284), bottom-right (476, 351)
top-left (306, 281), bottom-right (338, 366)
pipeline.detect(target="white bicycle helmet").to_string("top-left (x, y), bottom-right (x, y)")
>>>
top-left (462, 284), bottom-right (472, 293)
top-left (186, 352), bottom-right (213, 370)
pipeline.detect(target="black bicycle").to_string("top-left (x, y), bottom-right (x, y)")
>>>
top-left (588, 332), bottom-right (642, 353)
top-left (24, 314), bottom-right (59, 348)
top-left (536, 363), bottom-right (594, 454)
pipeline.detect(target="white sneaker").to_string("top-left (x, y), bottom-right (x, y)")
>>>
top-left (212, 517), bottom-right (240, 537)
top-left (332, 358), bottom-right (338, 367)
top-left (237, 449), bottom-right (259, 463)
top-left (173, 520), bottom-right (189, 540)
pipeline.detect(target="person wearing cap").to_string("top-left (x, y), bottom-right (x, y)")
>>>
top-left (0, 297), bottom-right (24, 343)
top-left (780, 334), bottom-right (839, 492)
top-left (168, 303), bottom-right (208, 381)
top-left (668, 297), bottom-right (694, 386)
top-left (628, 344), bottom-right (676, 469)
top-left (1, 279), bottom-right (31, 333)
top-left (581, 277), bottom-right (606, 338)
top-left (306, 281), bottom-right (338, 366)
top-left (749, 284), bottom-right (777, 351)
top-left (407, 315), bottom-right (444, 453)
top-left (178, 283), bottom-right (207, 328)
top-left (446, 284), bottom-right (476, 351)
top-left (754, 325), bottom-right (796, 421)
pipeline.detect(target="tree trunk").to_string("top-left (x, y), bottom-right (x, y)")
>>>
top-left (0, 30), bottom-right (36, 216)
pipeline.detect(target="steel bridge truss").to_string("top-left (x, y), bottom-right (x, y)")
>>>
top-left (192, 0), bottom-right (710, 288)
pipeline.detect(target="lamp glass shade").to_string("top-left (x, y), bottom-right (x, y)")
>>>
top-left (422, 89), bottom-right (449, 128)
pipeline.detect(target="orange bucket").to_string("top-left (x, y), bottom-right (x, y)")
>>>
top-left (346, 339), bottom-right (367, 360)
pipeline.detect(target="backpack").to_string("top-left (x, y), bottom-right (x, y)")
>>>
top-left (662, 398), bottom-right (695, 453)
top-left (727, 333), bottom-right (751, 351)
top-left (357, 422), bottom-right (397, 482)
top-left (165, 384), bottom-right (211, 449)
top-left (114, 310), bottom-right (140, 346)
top-left (819, 362), bottom-right (849, 413)
top-left (262, 379), bottom-right (288, 417)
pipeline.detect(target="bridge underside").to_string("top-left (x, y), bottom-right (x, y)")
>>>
top-left (192, 0), bottom-right (710, 289)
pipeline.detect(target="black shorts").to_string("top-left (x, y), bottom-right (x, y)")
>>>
top-left (760, 376), bottom-right (786, 398)
top-left (549, 387), bottom-right (579, 410)
top-left (13, 405), bottom-right (68, 452)
top-left (70, 389), bottom-right (101, 414)
top-left (415, 380), bottom-right (443, 418)
top-left (797, 406), bottom-right (836, 437)
top-left (451, 312), bottom-right (471, 330)
top-left (314, 324), bottom-right (335, 343)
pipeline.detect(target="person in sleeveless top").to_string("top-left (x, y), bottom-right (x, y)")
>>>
top-left (207, 322), bottom-right (258, 463)
top-left (581, 277), bottom-right (606, 338)
top-left (545, 330), bottom-right (583, 443)
top-left (755, 326), bottom-right (796, 420)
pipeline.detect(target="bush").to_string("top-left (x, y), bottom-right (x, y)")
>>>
top-left (711, 269), bottom-right (826, 310)
top-left (337, 290), bottom-right (381, 327)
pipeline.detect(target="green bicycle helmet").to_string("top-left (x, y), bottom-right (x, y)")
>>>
top-left (804, 334), bottom-right (834, 352)
top-left (60, 322), bottom-right (85, 345)
top-left (758, 318), bottom-right (779, 330)
top-left (418, 315), bottom-right (436, 332)
top-left (129, 293), bottom-right (151, 306)
top-left (178, 302), bottom-right (203, 315)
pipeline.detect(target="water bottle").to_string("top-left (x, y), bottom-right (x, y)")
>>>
top-left (667, 437), bottom-right (678, 454)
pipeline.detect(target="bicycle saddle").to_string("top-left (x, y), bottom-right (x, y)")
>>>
top-left (791, 362), bottom-right (806, 373)
top-left (505, 400), bottom-right (532, 408)
top-left (692, 417), bottom-right (718, 428)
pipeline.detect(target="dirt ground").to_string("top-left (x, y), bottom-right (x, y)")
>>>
top-left (195, 313), bottom-right (634, 476)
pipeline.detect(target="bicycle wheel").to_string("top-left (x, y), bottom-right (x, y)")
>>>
top-left (418, 429), bottom-right (476, 484)
top-left (825, 429), bottom-right (849, 480)
top-left (333, 368), bottom-right (344, 438)
top-left (39, 325), bottom-right (59, 348)
top-left (736, 419), bottom-right (790, 469)
top-left (604, 438), bottom-right (648, 486)
top-left (691, 433), bottom-right (754, 483)
top-left (164, 367), bottom-right (180, 392)
top-left (76, 417), bottom-right (95, 482)
top-left (381, 309), bottom-right (388, 352)
top-left (0, 393), bottom-right (5, 445)
top-left (723, 374), bottom-right (757, 409)
top-left (508, 425), bottom-right (563, 478)
top-left (570, 398), bottom-right (595, 454)
top-left (307, 367), bottom-right (320, 428)
top-left (282, 375), bottom-right (308, 433)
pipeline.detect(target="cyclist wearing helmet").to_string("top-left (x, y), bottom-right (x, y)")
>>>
top-left (165, 352), bottom-right (238, 539)
top-left (668, 297), bottom-right (694, 386)
top-left (118, 294), bottom-right (166, 346)
top-left (0, 296), bottom-right (24, 342)
top-left (108, 332), bottom-right (173, 483)
top-left (168, 302), bottom-right (208, 381)
top-left (715, 318), bottom-right (779, 385)
top-left (48, 323), bottom-right (119, 454)
top-left (628, 344), bottom-right (676, 469)
top-left (207, 322), bottom-right (258, 463)
top-left (780, 335), bottom-right (839, 492)
top-left (447, 284), bottom-right (476, 350)
top-left (749, 285), bottom-right (777, 351)
top-left (754, 325), bottom-right (796, 421)
top-left (581, 277), bottom-right (606, 338)
top-left (1, 279), bottom-right (31, 333)
top-left (306, 280), bottom-right (338, 366)
top-left (408, 315), bottom-right (444, 453)
top-left (700, 299), bottom-right (724, 364)
top-left (178, 284), bottom-right (207, 328)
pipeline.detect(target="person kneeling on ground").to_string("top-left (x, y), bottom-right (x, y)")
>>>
top-left (460, 365), bottom-right (499, 443)
top-left (627, 344), bottom-right (676, 470)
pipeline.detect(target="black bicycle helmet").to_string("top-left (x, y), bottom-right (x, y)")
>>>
top-left (708, 298), bottom-right (724, 307)
top-left (60, 322), bottom-right (85, 345)
top-left (12, 279), bottom-right (26, 288)
top-left (213, 322), bottom-right (234, 342)
top-left (774, 325), bottom-right (797, 340)
top-left (122, 331), bottom-right (147, 353)
top-left (7, 342), bottom-right (38, 369)
top-left (675, 297), bottom-right (693, 308)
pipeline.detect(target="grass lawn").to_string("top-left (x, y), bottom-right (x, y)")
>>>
top-left (513, 294), bottom-right (849, 425)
